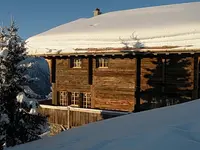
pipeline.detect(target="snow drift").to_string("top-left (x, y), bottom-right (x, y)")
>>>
top-left (9, 99), bottom-right (200, 150)
top-left (26, 2), bottom-right (200, 55)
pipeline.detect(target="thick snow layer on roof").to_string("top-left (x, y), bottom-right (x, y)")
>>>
top-left (10, 99), bottom-right (200, 150)
top-left (26, 2), bottom-right (200, 55)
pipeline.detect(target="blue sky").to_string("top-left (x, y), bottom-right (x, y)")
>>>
top-left (0, 0), bottom-right (199, 39)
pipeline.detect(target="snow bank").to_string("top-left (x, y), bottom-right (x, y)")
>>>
top-left (26, 2), bottom-right (200, 55)
top-left (9, 99), bottom-right (200, 150)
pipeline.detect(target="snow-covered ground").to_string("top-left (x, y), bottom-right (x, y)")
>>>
top-left (9, 99), bottom-right (200, 150)
top-left (26, 2), bottom-right (200, 55)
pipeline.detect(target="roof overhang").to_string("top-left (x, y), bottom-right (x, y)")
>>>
top-left (30, 48), bottom-right (200, 58)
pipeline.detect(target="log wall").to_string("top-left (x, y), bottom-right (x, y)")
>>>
top-left (55, 57), bottom-right (136, 112)
top-left (93, 58), bottom-right (136, 112)
top-left (140, 56), bottom-right (194, 109)
top-left (56, 58), bottom-right (90, 92)
top-left (45, 54), bottom-right (198, 112)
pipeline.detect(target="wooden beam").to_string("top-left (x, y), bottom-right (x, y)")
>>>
top-left (52, 83), bottom-right (57, 105)
top-left (193, 55), bottom-right (199, 99)
top-left (135, 57), bottom-right (141, 112)
top-left (40, 105), bottom-right (130, 115)
top-left (51, 58), bottom-right (57, 105)
top-left (162, 58), bottom-right (166, 94)
top-left (51, 58), bottom-right (56, 83)
top-left (45, 58), bottom-right (52, 83)
top-left (67, 107), bottom-right (70, 129)
top-left (88, 56), bottom-right (93, 85)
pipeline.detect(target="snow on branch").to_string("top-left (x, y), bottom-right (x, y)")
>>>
top-left (16, 92), bottom-right (39, 115)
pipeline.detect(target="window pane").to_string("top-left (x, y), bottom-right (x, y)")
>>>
top-left (72, 58), bottom-right (81, 68)
top-left (98, 58), bottom-right (108, 68)
top-left (59, 91), bottom-right (68, 106)
top-left (83, 93), bottom-right (91, 108)
top-left (71, 92), bottom-right (80, 106)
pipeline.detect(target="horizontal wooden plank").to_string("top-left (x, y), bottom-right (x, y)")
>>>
top-left (40, 105), bottom-right (130, 115)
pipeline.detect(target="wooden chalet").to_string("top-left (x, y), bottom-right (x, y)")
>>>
top-left (41, 49), bottom-right (200, 112)
top-left (26, 2), bottom-right (200, 112)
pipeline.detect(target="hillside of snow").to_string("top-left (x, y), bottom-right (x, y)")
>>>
top-left (21, 57), bottom-right (51, 98)
top-left (9, 99), bottom-right (200, 150)
top-left (26, 2), bottom-right (200, 55)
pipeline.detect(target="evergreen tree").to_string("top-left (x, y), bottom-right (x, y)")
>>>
top-left (0, 22), bottom-right (48, 149)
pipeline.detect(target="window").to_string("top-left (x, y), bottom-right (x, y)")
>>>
top-left (83, 93), bottom-right (91, 108)
top-left (59, 91), bottom-right (68, 106)
top-left (71, 92), bottom-right (80, 107)
top-left (71, 58), bottom-right (82, 68)
top-left (58, 91), bottom-right (92, 108)
top-left (97, 58), bottom-right (108, 68)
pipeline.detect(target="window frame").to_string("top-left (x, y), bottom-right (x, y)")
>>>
top-left (71, 58), bottom-right (82, 68)
top-left (59, 91), bottom-right (68, 106)
top-left (83, 93), bottom-right (91, 108)
top-left (70, 92), bottom-right (80, 107)
top-left (97, 58), bottom-right (109, 68)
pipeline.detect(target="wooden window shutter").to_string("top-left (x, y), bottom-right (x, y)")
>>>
top-left (96, 58), bottom-right (99, 68)
top-left (79, 93), bottom-right (83, 108)
top-left (105, 58), bottom-right (109, 67)
top-left (69, 58), bottom-right (73, 68)
top-left (68, 92), bottom-right (71, 105)
top-left (88, 56), bottom-right (93, 85)
top-left (57, 91), bottom-right (60, 105)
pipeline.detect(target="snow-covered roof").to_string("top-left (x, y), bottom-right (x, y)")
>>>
top-left (10, 100), bottom-right (200, 150)
top-left (26, 2), bottom-right (200, 55)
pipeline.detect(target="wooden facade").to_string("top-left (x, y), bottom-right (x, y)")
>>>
top-left (44, 51), bottom-right (200, 112)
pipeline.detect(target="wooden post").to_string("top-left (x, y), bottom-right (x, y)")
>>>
top-left (161, 58), bottom-right (166, 93)
top-left (88, 56), bottom-right (93, 85)
top-left (193, 55), bottom-right (199, 99)
top-left (67, 106), bottom-right (70, 130)
top-left (45, 58), bottom-right (52, 83)
top-left (135, 57), bottom-right (141, 112)
top-left (90, 56), bottom-right (95, 108)
top-left (161, 57), bottom-right (167, 104)
top-left (52, 58), bottom-right (57, 105)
